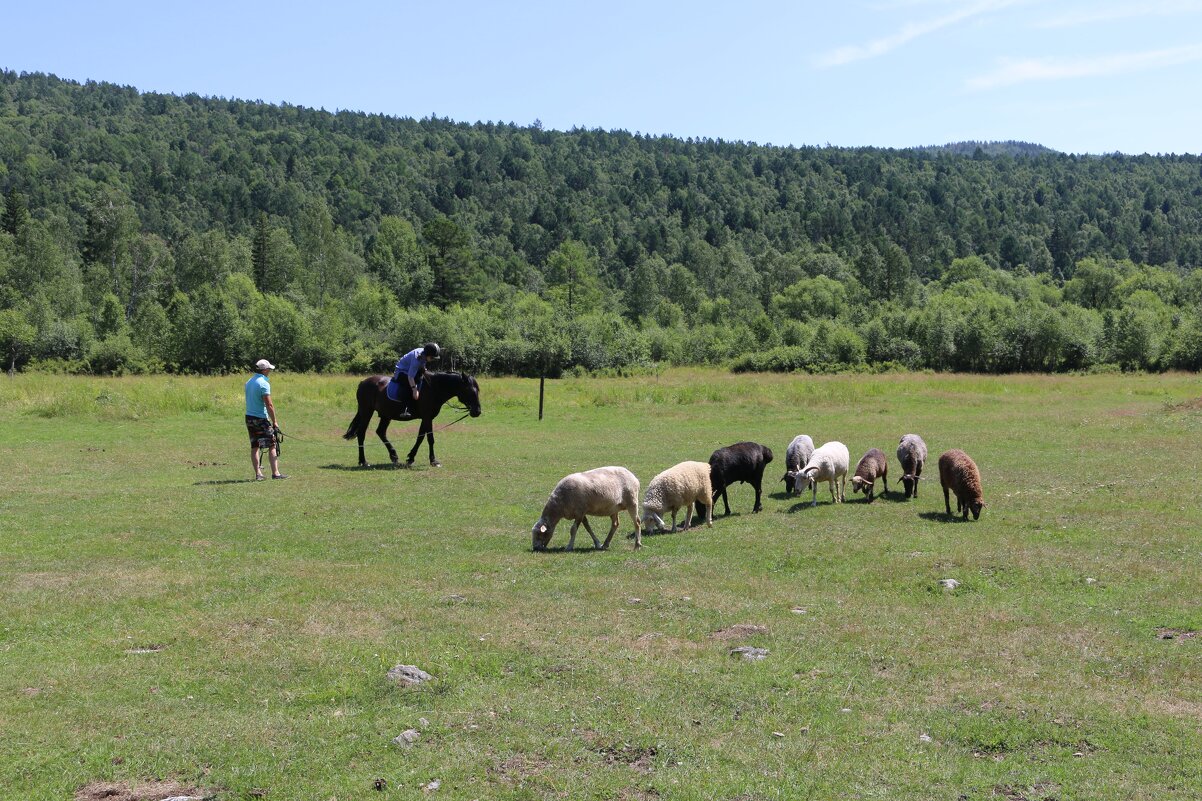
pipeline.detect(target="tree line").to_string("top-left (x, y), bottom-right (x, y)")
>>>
top-left (2, 70), bottom-right (1201, 376)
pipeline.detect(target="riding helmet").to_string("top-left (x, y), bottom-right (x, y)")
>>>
top-left (423, 342), bottom-right (441, 359)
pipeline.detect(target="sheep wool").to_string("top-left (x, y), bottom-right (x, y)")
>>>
top-left (801, 441), bottom-right (850, 506)
top-left (850, 448), bottom-right (889, 502)
top-left (642, 461), bottom-right (714, 532)
top-left (896, 434), bottom-right (928, 499)
top-left (532, 466), bottom-right (642, 551)
top-left (705, 442), bottom-right (774, 516)
top-left (938, 449), bottom-right (985, 520)
top-left (782, 434), bottom-right (815, 496)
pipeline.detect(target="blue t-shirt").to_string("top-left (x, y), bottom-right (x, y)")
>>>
top-left (394, 348), bottom-right (427, 381)
top-left (245, 373), bottom-right (271, 418)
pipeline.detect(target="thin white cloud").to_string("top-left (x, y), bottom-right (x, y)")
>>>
top-left (816, 0), bottom-right (1025, 68)
top-left (1036, 0), bottom-right (1202, 29)
top-left (967, 43), bottom-right (1202, 89)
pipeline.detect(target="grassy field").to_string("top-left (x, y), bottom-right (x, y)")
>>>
top-left (2, 369), bottom-right (1201, 801)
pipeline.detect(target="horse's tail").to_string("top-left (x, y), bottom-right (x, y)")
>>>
top-left (343, 377), bottom-right (379, 440)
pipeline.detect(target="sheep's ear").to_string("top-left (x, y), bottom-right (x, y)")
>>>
top-left (538, 524), bottom-right (547, 533)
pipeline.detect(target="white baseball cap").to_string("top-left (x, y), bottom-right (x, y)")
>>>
top-left (255, 359), bottom-right (276, 371)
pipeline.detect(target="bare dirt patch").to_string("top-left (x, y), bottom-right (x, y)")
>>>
top-left (579, 730), bottom-right (658, 774)
top-left (1156, 627), bottom-right (1198, 641)
top-left (491, 753), bottom-right (553, 785)
top-left (710, 624), bottom-right (768, 641)
top-left (75, 779), bottom-right (210, 801)
top-left (993, 783), bottom-right (1059, 801)
top-left (1165, 397), bottom-right (1202, 413)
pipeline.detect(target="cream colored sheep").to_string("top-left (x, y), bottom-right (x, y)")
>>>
top-left (641, 460), bottom-right (713, 533)
top-left (800, 441), bottom-right (850, 507)
top-left (532, 466), bottom-right (642, 551)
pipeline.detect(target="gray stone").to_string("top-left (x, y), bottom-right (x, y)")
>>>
top-left (387, 665), bottom-right (434, 686)
top-left (730, 646), bottom-right (769, 661)
top-left (392, 729), bottom-right (421, 749)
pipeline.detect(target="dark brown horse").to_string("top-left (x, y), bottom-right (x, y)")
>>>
top-left (342, 371), bottom-right (481, 467)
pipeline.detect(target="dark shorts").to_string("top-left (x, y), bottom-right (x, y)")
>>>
top-left (245, 415), bottom-right (276, 448)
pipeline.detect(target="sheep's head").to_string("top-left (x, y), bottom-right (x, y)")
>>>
top-left (531, 520), bottom-right (555, 550)
top-left (900, 473), bottom-right (918, 498)
top-left (641, 510), bottom-right (668, 532)
top-left (968, 500), bottom-right (984, 520)
top-left (781, 470), bottom-right (798, 494)
top-left (851, 476), bottom-right (871, 494)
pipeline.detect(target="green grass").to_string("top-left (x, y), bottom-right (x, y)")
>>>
top-left (2, 369), bottom-right (1201, 800)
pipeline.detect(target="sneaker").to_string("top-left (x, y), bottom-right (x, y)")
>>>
top-left (271, 474), bottom-right (289, 480)
top-left (254, 475), bottom-right (266, 481)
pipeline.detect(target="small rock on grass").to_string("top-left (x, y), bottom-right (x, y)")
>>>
top-left (730, 646), bottom-right (769, 661)
top-left (392, 729), bottom-right (421, 749)
top-left (423, 779), bottom-right (441, 792)
top-left (939, 578), bottom-right (960, 590)
top-left (387, 665), bottom-right (434, 686)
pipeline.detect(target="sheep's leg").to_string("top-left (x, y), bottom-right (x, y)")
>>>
top-left (581, 516), bottom-right (603, 549)
top-left (717, 485), bottom-right (731, 516)
top-left (839, 474), bottom-right (846, 503)
top-left (681, 505), bottom-right (692, 531)
top-left (567, 518), bottom-right (581, 551)
top-left (811, 480), bottom-right (818, 508)
top-left (752, 473), bottom-right (764, 513)
top-left (629, 508), bottom-right (642, 549)
top-left (600, 515), bottom-right (619, 549)
top-left (829, 478), bottom-right (837, 504)
top-left (703, 499), bottom-right (713, 527)
top-left (867, 482), bottom-right (875, 503)
top-left (943, 486), bottom-right (952, 517)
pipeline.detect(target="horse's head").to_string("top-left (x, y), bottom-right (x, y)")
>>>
top-left (457, 373), bottom-right (482, 417)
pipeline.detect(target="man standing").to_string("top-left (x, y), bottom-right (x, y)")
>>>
top-left (389, 342), bottom-right (440, 418)
top-left (245, 358), bottom-right (287, 481)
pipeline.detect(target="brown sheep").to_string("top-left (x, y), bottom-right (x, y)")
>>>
top-left (850, 448), bottom-right (888, 502)
top-left (938, 449), bottom-right (985, 520)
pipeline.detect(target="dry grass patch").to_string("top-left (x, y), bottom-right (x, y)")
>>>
top-left (709, 624), bottom-right (768, 641)
top-left (75, 779), bottom-right (212, 801)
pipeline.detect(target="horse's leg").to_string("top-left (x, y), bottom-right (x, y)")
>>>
top-left (406, 420), bottom-right (428, 465)
top-left (426, 425), bottom-right (439, 467)
top-left (377, 417), bottom-right (399, 464)
top-left (358, 413), bottom-right (371, 467)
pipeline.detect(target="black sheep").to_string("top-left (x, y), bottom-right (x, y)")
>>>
top-left (697, 441), bottom-right (774, 517)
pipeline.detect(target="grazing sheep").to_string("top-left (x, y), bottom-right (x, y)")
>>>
top-left (850, 448), bottom-right (889, 501)
top-left (895, 434), bottom-right (928, 499)
top-left (532, 466), bottom-right (642, 551)
top-left (642, 461), bottom-right (714, 533)
top-left (781, 434), bottom-right (816, 496)
top-left (701, 442), bottom-right (774, 517)
top-left (938, 449), bottom-right (985, 520)
top-left (800, 441), bottom-right (850, 507)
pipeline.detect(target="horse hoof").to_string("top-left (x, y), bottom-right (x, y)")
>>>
top-left (430, 460), bottom-right (442, 468)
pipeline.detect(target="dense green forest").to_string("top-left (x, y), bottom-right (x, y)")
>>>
top-left (2, 69), bottom-right (1202, 376)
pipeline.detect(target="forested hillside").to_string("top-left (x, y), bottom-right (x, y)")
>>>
top-left (2, 70), bottom-right (1202, 376)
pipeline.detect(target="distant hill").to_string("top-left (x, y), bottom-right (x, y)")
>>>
top-left (2, 70), bottom-right (1202, 377)
top-left (915, 140), bottom-right (1059, 157)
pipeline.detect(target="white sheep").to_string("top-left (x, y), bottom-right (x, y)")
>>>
top-left (800, 441), bottom-right (850, 506)
top-left (641, 460), bottom-right (714, 533)
top-left (531, 466), bottom-right (642, 551)
top-left (781, 434), bottom-right (815, 496)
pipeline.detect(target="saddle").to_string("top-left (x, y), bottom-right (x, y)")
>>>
top-left (386, 377), bottom-right (419, 419)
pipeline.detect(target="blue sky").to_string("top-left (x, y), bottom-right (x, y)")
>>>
top-left (7, 0), bottom-right (1202, 154)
